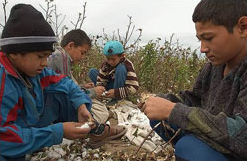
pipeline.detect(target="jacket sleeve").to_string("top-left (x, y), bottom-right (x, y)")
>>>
top-left (40, 68), bottom-right (92, 111)
top-left (168, 64), bottom-right (247, 159)
top-left (114, 70), bottom-right (139, 99)
top-left (0, 72), bottom-right (63, 157)
top-left (96, 65), bottom-right (108, 87)
top-left (0, 68), bottom-right (91, 157)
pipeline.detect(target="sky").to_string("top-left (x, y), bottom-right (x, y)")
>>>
top-left (0, 0), bottom-right (201, 49)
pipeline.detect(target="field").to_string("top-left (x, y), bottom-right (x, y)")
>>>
top-left (29, 100), bottom-right (176, 161)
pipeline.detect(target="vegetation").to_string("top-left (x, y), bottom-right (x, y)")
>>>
top-left (0, 0), bottom-right (207, 98)
top-left (74, 35), bottom-right (207, 100)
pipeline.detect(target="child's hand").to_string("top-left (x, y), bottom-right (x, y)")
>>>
top-left (77, 104), bottom-right (94, 124)
top-left (63, 122), bottom-right (91, 140)
top-left (106, 89), bottom-right (114, 98)
top-left (140, 96), bottom-right (176, 120)
top-left (94, 86), bottom-right (106, 97)
top-left (84, 82), bottom-right (95, 89)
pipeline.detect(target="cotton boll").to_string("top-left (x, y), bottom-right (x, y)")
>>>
top-left (76, 122), bottom-right (90, 129)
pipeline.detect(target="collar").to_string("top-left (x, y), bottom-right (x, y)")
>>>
top-left (0, 52), bottom-right (18, 78)
top-left (56, 46), bottom-right (73, 62)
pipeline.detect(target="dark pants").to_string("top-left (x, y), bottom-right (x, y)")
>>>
top-left (0, 155), bottom-right (25, 161)
top-left (150, 120), bottom-right (230, 161)
top-left (0, 92), bottom-right (91, 161)
top-left (88, 64), bottom-right (127, 90)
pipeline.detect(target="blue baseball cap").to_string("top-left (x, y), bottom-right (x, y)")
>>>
top-left (103, 41), bottom-right (124, 56)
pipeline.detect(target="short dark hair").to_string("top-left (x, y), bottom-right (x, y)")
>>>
top-left (192, 0), bottom-right (247, 33)
top-left (60, 29), bottom-right (91, 48)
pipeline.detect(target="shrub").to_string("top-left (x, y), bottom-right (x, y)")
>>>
top-left (72, 35), bottom-right (207, 98)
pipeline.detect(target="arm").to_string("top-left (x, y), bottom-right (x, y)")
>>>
top-left (0, 75), bottom-right (63, 157)
top-left (40, 68), bottom-right (92, 111)
top-left (144, 63), bottom-right (247, 159)
top-left (169, 64), bottom-right (247, 159)
top-left (86, 86), bottom-right (105, 99)
top-left (96, 68), bottom-right (108, 87)
top-left (96, 61), bottom-right (112, 88)
top-left (0, 69), bottom-right (92, 157)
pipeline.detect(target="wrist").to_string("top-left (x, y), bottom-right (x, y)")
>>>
top-left (78, 104), bottom-right (86, 112)
top-left (166, 102), bottom-right (176, 118)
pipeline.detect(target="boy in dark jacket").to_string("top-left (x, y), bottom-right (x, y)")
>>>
top-left (0, 4), bottom-right (126, 161)
top-left (140, 0), bottom-right (247, 161)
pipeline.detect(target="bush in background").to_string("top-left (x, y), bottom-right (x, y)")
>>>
top-left (73, 35), bottom-right (207, 101)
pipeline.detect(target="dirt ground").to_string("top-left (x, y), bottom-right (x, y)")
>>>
top-left (103, 117), bottom-right (148, 154)
top-left (29, 105), bottom-right (175, 161)
top-left (92, 117), bottom-right (175, 161)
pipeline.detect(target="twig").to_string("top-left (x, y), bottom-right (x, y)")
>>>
top-left (161, 128), bottom-right (181, 148)
top-left (123, 15), bottom-right (134, 49)
top-left (136, 122), bottom-right (161, 154)
top-left (79, 2), bottom-right (87, 29)
top-left (151, 128), bottom-right (181, 153)
top-left (39, 0), bottom-right (55, 21)
top-left (0, 0), bottom-right (8, 27)
top-left (125, 28), bottom-right (142, 50)
top-left (161, 120), bottom-right (172, 141)
top-left (3, 0), bottom-right (7, 24)
top-left (162, 120), bottom-right (175, 133)
top-left (71, 2), bottom-right (87, 29)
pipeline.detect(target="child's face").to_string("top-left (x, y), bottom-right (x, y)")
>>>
top-left (9, 51), bottom-right (52, 77)
top-left (68, 44), bottom-right (90, 64)
top-left (196, 21), bottom-right (246, 67)
top-left (106, 54), bottom-right (124, 67)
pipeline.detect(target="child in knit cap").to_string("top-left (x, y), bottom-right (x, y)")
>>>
top-left (0, 4), bottom-right (126, 161)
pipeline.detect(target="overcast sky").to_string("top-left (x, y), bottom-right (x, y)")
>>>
top-left (0, 0), bottom-right (201, 49)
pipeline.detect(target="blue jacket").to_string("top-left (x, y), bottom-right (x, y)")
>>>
top-left (0, 52), bottom-right (91, 157)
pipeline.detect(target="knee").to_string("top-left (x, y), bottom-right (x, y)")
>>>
top-left (115, 64), bottom-right (127, 74)
top-left (0, 155), bottom-right (6, 161)
top-left (175, 135), bottom-right (227, 161)
top-left (149, 120), bottom-right (160, 128)
top-left (175, 135), bottom-right (194, 157)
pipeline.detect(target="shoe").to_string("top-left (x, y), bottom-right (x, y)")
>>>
top-left (87, 124), bottom-right (127, 149)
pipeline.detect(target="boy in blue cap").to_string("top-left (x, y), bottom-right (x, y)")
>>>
top-left (0, 4), bottom-right (126, 161)
top-left (89, 41), bottom-right (139, 105)
top-left (140, 0), bottom-right (247, 161)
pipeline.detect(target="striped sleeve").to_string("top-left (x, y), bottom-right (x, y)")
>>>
top-left (96, 62), bottom-right (109, 87)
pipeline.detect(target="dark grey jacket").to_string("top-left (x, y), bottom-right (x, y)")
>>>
top-left (168, 59), bottom-right (247, 159)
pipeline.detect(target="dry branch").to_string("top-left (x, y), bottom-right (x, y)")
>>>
top-left (0, 0), bottom-right (8, 28)
top-left (71, 2), bottom-right (87, 29)
top-left (136, 122), bottom-right (161, 154)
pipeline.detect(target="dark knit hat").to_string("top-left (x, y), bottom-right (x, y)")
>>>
top-left (0, 4), bottom-right (57, 54)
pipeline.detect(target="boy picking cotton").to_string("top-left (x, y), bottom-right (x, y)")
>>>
top-left (0, 4), bottom-right (126, 161)
top-left (47, 29), bottom-right (109, 123)
top-left (140, 0), bottom-right (247, 161)
top-left (89, 40), bottom-right (139, 105)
